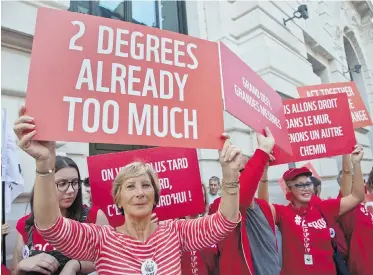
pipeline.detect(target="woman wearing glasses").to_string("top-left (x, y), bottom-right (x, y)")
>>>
top-left (261, 145), bottom-right (365, 275)
top-left (11, 155), bottom-right (108, 275)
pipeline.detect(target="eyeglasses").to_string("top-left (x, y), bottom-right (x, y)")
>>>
top-left (55, 179), bottom-right (82, 192)
top-left (289, 182), bottom-right (314, 190)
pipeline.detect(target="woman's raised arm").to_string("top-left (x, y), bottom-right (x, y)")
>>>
top-left (340, 154), bottom-right (353, 197)
top-left (239, 128), bottom-right (274, 208)
top-left (257, 155), bottom-right (275, 203)
top-left (339, 145), bottom-right (365, 215)
top-left (173, 211), bottom-right (239, 252)
top-left (217, 133), bottom-right (242, 221)
top-left (13, 106), bottom-right (103, 262)
top-left (174, 134), bottom-right (247, 251)
top-left (14, 106), bottom-right (59, 229)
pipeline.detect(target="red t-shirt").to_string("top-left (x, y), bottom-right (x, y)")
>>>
top-left (314, 194), bottom-right (349, 260)
top-left (274, 198), bottom-right (341, 275)
top-left (1, 264), bottom-right (11, 275)
top-left (181, 245), bottom-right (218, 275)
top-left (17, 215), bottom-right (55, 251)
top-left (16, 206), bottom-right (100, 251)
top-left (339, 203), bottom-right (373, 275)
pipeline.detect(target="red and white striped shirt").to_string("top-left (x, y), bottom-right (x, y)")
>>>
top-left (37, 211), bottom-right (239, 275)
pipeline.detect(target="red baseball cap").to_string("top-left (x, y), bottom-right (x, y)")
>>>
top-left (283, 167), bottom-right (312, 181)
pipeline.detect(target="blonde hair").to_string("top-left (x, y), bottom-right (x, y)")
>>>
top-left (112, 162), bottom-right (160, 207)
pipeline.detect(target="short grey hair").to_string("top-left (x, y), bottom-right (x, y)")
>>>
top-left (209, 176), bottom-right (221, 185)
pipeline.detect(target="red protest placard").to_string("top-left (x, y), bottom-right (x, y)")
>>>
top-left (87, 147), bottom-right (205, 227)
top-left (26, 8), bottom-right (224, 149)
top-left (219, 42), bottom-right (292, 154)
top-left (271, 93), bottom-right (356, 165)
top-left (297, 82), bottom-right (372, 129)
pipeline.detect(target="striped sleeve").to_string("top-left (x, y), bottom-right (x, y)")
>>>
top-left (36, 215), bottom-right (105, 262)
top-left (173, 211), bottom-right (240, 252)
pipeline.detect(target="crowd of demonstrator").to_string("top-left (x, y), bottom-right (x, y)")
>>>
top-left (3, 106), bottom-right (372, 275)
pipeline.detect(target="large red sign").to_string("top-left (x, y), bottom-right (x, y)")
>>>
top-left (87, 147), bottom-right (205, 227)
top-left (219, 42), bottom-right (292, 154)
top-left (26, 8), bottom-right (224, 149)
top-left (271, 93), bottom-right (356, 165)
top-left (297, 82), bottom-right (372, 129)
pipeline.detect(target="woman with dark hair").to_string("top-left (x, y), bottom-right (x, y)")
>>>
top-left (11, 155), bottom-right (108, 275)
top-left (337, 160), bottom-right (373, 275)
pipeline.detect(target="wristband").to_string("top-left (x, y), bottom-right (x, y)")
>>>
top-left (36, 169), bottom-right (55, 176)
top-left (222, 181), bottom-right (240, 195)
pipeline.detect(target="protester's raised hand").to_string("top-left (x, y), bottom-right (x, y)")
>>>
top-left (1, 223), bottom-right (10, 236)
top-left (351, 144), bottom-right (364, 164)
top-left (219, 133), bottom-right (242, 182)
top-left (256, 127), bottom-right (275, 154)
top-left (18, 253), bottom-right (59, 275)
top-left (13, 106), bottom-right (56, 162)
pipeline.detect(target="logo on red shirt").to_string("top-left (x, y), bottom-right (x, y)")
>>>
top-left (360, 204), bottom-right (373, 224)
top-left (294, 215), bottom-right (327, 230)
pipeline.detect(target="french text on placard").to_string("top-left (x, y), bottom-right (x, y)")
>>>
top-left (284, 97), bottom-right (343, 157)
top-left (157, 191), bottom-right (193, 207)
top-left (301, 84), bottom-right (370, 124)
top-left (100, 157), bottom-right (189, 185)
top-left (234, 77), bottom-right (282, 129)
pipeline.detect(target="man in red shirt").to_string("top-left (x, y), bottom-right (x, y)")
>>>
top-left (266, 145), bottom-right (365, 275)
top-left (308, 175), bottom-right (349, 261)
top-left (209, 128), bottom-right (279, 275)
top-left (337, 156), bottom-right (373, 275)
top-left (181, 244), bottom-right (218, 275)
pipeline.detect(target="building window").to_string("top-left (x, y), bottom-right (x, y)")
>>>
top-left (68, 1), bottom-right (188, 155)
top-left (69, 0), bottom-right (188, 34)
top-left (96, 1), bottom-right (126, 21)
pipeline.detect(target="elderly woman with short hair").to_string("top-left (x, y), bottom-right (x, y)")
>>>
top-left (13, 106), bottom-right (274, 274)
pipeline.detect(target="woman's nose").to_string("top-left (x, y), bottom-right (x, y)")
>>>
top-left (66, 184), bottom-right (75, 194)
top-left (135, 186), bottom-right (145, 197)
